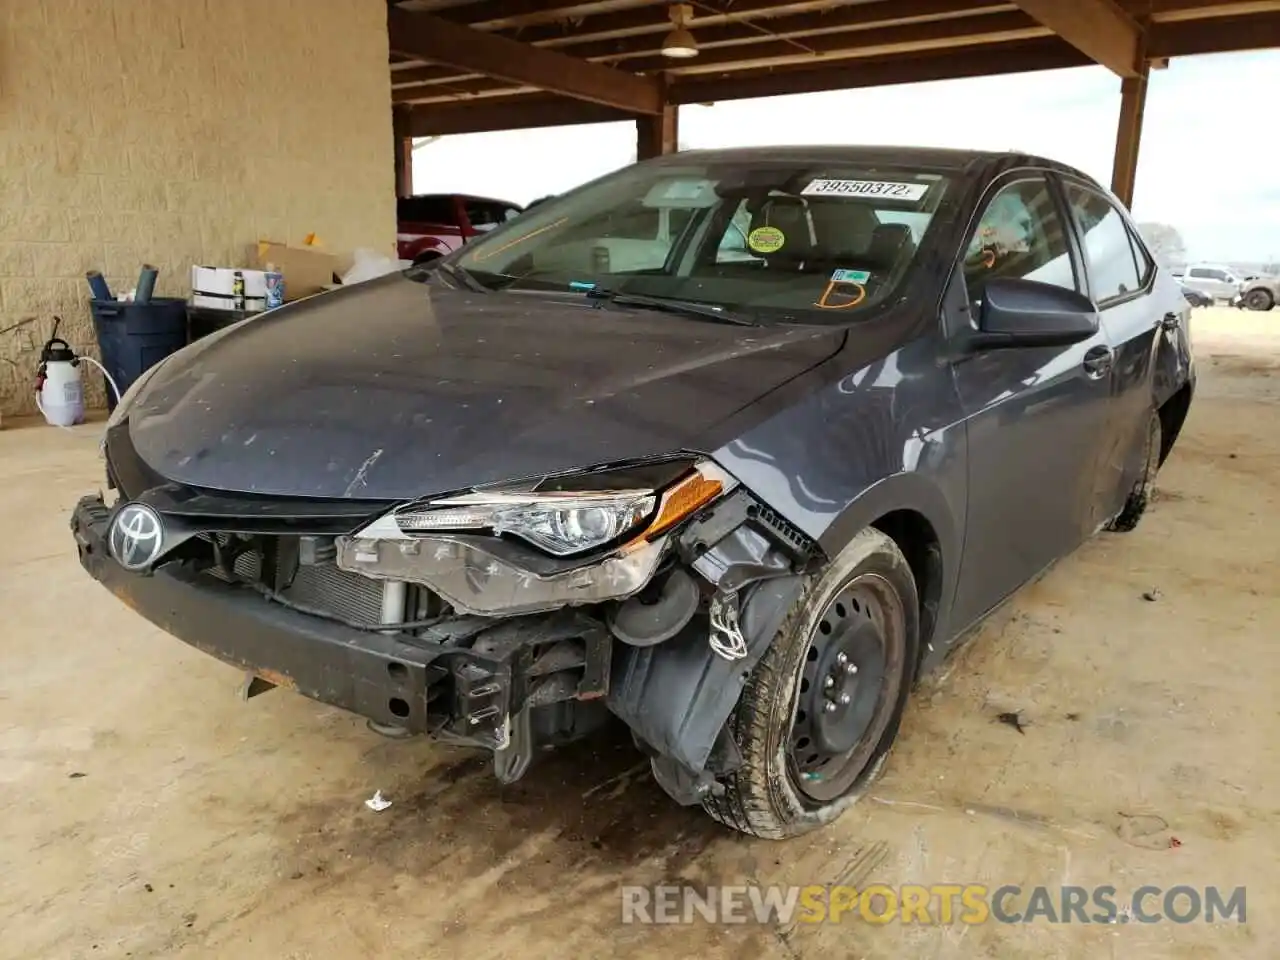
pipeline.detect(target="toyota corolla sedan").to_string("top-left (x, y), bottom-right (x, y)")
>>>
top-left (72, 146), bottom-right (1194, 839)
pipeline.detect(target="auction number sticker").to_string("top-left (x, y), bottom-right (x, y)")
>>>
top-left (802, 179), bottom-right (929, 201)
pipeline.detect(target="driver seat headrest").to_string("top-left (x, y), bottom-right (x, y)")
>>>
top-left (749, 196), bottom-right (816, 262)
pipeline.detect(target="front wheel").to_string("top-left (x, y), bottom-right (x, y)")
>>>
top-left (1107, 409), bottom-right (1162, 533)
top-left (701, 527), bottom-right (919, 839)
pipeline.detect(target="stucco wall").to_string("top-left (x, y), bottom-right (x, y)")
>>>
top-left (0, 0), bottom-right (395, 417)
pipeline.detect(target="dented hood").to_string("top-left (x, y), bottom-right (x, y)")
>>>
top-left (125, 272), bottom-right (844, 500)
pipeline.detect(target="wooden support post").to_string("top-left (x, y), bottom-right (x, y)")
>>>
top-left (1110, 62), bottom-right (1149, 209)
top-left (393, 107), bottom-right (413, 198)
top-left (636, 102), bottom-right (679, 161)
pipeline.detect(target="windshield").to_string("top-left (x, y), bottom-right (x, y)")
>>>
top-left (449, 158), bottom-right (952, 323)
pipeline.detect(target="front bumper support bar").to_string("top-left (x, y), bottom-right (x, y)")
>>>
top-left (71, 495), bottom-right (609, 750)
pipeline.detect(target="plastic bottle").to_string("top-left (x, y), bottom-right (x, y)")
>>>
top-left (36, 337), bottom-right (84, 427)
top-left (264, 263), bottom-right (284, 309)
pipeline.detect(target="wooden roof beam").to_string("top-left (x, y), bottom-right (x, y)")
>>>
top-left (405, 38), bottom-right (1094, 136)
top-left (1009, 0), bottom-right (1144, 75)
top-left (406, 96), bottom-right (630, 138)
top-left (1148, 10), bottom-right (1280, 56)
top-left (386, 6), bottom-right (663, 114)
top-left (673, 37), bottom-right (1090, 102)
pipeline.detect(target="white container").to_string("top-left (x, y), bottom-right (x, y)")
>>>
top-left (191, 292), bottom-right (266, 312)
top-left (40, 359), bottom-right (84, 426)
top-left (191, 265), bottom-right (268, 297)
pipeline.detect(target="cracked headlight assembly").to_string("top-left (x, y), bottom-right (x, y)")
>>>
top-left (336, 461), bottom-right (735, 616)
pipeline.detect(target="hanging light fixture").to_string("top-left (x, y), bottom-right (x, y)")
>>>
top-left (661, 4), bottom-right (699, 59)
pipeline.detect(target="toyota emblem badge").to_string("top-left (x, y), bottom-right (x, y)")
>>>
top-left (108, 503), bottom-right (165, 571)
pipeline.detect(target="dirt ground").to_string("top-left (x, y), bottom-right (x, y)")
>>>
top-left (2, 306), bottom-right (1277, 959)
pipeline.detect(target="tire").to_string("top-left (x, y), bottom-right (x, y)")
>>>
top-left (1107, 409), bottom-right (1162, 533)
top-left (701, 527), bottom-right (919, 839)
top-left (412, 252), bottom-right (442, 267)
top-left (1244, 288), bottom-right (1275, 312)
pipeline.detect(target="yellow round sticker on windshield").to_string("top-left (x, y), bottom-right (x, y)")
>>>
top-left (748, 226), bottom-right (785, 254)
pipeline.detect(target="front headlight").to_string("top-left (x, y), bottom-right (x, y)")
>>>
top-left (337, 461), bottom-right (737, 616)
top-left (395, 490), bottom-right (657, 557)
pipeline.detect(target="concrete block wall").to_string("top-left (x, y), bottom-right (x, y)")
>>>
top-left (0, 0), bottom-right (396, 417)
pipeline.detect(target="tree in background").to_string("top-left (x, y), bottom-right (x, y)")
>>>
top-left (1137, 222), bottom-right (1188, 268)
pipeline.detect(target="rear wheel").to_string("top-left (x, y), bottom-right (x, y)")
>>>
top-left (701, 527), bottom-right (918, 839)
top-left (1244, 288), bottom-right (1275, 311)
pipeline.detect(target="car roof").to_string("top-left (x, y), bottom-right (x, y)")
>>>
top-left (644, 145), bottom-right (1096, 182)
top-left (403, 192), bottom-right (521, 207)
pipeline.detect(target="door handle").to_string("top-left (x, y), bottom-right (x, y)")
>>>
top-left (1161, 312), bottom-right (1180, 330)
top-left (1082, 345), bottom-right (1113, 379)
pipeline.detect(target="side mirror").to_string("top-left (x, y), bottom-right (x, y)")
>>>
top-left (970, 277), bottom-right (1097, 350)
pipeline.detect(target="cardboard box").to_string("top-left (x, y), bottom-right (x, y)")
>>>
top-left (247, 241), bottom-right (337, 301)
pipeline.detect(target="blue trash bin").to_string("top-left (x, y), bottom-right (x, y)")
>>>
top-left (89, 298), bottom-right (188, 411)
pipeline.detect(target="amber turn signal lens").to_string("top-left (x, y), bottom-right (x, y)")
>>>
top-left (642, 471), bottom-right (723, 540)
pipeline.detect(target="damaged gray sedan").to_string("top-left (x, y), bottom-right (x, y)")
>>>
top-left (72, 146), bottom-right (1195, 838)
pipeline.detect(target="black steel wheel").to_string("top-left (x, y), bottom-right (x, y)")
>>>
top-left (1107, 409), bottom-right (1162, 533)
top-left (701, 527), bottom-right (918, 839)
top-left (787, 574), bottom-right (906, 804)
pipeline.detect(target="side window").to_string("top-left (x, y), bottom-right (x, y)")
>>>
top-left (1127, 226), bottom-right (1155, 285)
top-left (1188, 267), bottom-right (1208, 279)
top-left (397, 195), bottom-right (455, 225)
top-left (715, 203), bottom-right (758, 263)
top-left (963, 178), bottom-right (1077, 301)
top-left (464, 201), bottom-right (511, 233)
top-left (1063, 184), bottom-right (1141, 304)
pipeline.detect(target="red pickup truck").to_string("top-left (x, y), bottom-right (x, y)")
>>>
top-left (396, 193), bottom-right (524, 265)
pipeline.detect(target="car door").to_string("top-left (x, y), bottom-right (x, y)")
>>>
top-left (1059, 179), bottom-right (1166, 520)
top-left (948, 173), bottom-right (1116, 629)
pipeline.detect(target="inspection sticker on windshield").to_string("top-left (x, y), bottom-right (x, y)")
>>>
top-left (748, 226), bottom-right (786, 253)
top-left (802, 179), bottom-right (929, 201)
top-left (831, 269), bottom-right (870, 284)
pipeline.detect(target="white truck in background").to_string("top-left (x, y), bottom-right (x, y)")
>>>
top-left (1174, 263), bottom-right (1246, 304)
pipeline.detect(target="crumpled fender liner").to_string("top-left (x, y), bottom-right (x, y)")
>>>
top-left (605, 573), bottom-right (806, 798)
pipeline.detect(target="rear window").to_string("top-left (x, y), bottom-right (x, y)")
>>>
top-left (398, 195), bottom-right (456, 225)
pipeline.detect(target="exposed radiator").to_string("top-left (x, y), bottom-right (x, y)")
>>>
top-left (203, 536), bottom-right (393, 625)
top-left (283, 559), bottom-right (386, 626)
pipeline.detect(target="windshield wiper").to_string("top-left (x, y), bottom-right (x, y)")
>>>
top-left (432, 259), bottom-right (492, 293)
top-left (586, 289), bottom-right (757, 326)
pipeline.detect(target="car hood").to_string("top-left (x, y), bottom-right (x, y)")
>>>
top-left (126, 273), bottom-right (845, 500)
